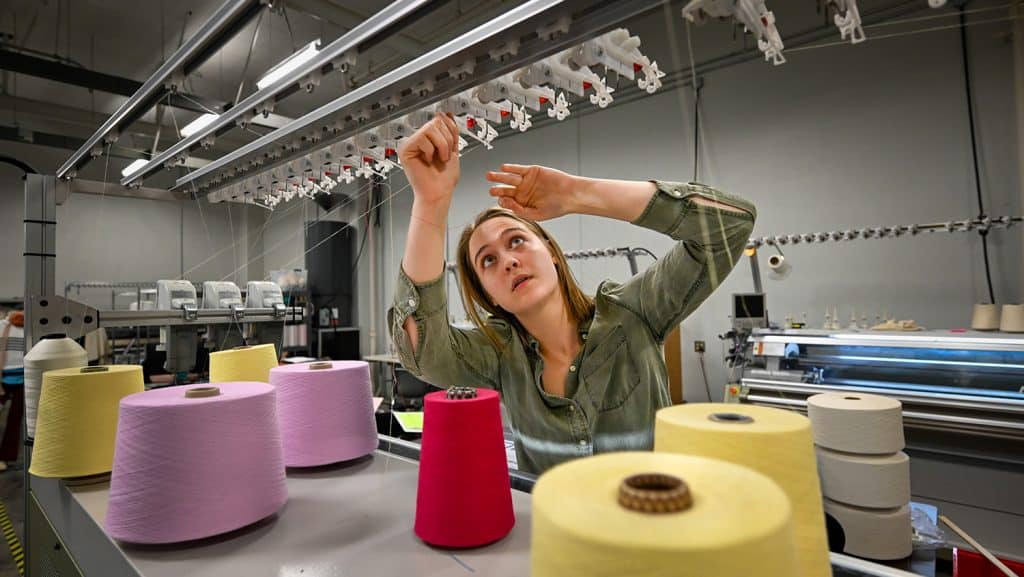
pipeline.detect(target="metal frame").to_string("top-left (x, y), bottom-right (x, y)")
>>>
top-left (175, 0), bottom-right (667, 193)
top-left (121, 0), bottom-right (442, 187)
top-left (750, 328), bottom-right (1024, 353)
top-left (57, 0), bottom-right (266, 180)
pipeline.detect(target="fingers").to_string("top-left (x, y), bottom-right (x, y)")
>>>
top-left (424, 125), bottom-right (450, 162)
top-left (500, 163), bottom-right (530, 175)
top-left (486, 171), bottom-right (523, 187)
top-left (497, 196), bottom-right (530, 216)
top-left (415, 137), bottom-right (436, 164)
top-left (489, 185), bottom-right (516, 198)
top-left (439, 113), bottom-right (460, 152)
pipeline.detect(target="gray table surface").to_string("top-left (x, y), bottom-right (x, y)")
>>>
top-left (66, 451), bottom-right (532, 577)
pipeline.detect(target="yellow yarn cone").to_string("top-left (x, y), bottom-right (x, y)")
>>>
top-left (30, 365), bottom-right (144, 478)
top-left (208, 344), bottom-right (278, 383)
top-left (655, 403), bottom-right (832, 577)
top-left (531, 452), bottom-right (798, 577)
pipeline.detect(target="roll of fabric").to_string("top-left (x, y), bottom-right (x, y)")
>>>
top-left (209, 343), bottom-right (278, 383)
top-left (816, 447), bottom-right (910, 509)
top-left (269, 361), bottom-right (378, 467)
top-left (415, 387), bottom-right (514, 547)
top-left (531, 451), bottom-right (798, 577)
top-left (655, 403), bottom-right (831, 577)
top-left (825, 499), bottom-right (912, 560)
top-left (23, 334), bottom-right (88, 439)
top-left (807, 393), bottom-right (905, 454)
top-left (30, 365), bottom-right (144, 478)
top-left (105, 382), bottom-right (288, 544)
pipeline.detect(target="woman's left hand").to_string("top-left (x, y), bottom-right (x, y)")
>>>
top-left (485, 164), bottom-right (580, 221)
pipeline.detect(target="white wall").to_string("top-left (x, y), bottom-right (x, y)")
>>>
top-left (0, 140), bottom-right (262, 308)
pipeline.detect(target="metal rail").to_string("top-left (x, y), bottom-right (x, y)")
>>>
top-left (57, 0), bottom-right (265, 179)
top-left (175, 0), bottom-right (666, 193)
top-left (121, 0), bottom-right (441, 186)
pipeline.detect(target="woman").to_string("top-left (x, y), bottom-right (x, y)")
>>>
top-left (0, 311), bottom-right (25, 470)
top-left (389, 113), bottom-right (755, 474)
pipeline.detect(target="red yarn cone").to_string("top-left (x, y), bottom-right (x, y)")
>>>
top-left (415, 387), bottom-right (514, 547)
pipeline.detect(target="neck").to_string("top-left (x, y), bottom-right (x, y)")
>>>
top-left (517, 293), bottom-right (578, 359)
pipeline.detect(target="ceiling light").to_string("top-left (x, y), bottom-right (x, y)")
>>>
top-left (181, 113), bottom-right (220, 137)
top-left (121, 158), bottom-right (150, 177)
top-left (256, 39), bottom-right (321, 91)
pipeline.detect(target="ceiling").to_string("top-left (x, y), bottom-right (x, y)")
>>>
top-left (0, 0), bottom-right (1002, 184)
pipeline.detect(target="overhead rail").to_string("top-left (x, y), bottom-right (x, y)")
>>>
top-left (57, 0), bottom-right (266, 180)
top-left (120, 0), bottom-right (444, 187)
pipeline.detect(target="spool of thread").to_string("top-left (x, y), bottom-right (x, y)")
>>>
top-left (29, 365), bottom-right (144, 478)
top-left (531, 452), bottom-right (798, 577)
top-left (816, 447), bottom-right (910, 508)
top-left (807, 393), bottom-right (904, 454)
top-left (105, 382), bottom-right (287, 544)
top-left (999, 304), bottom-right (1024, 333)
top-left (970, 304), bottom-right (1000, 331)
top-left (269, 361), bottom-right (378, 467)
top-left (654, 403), bottom-right (831, 577)
top-left (283, 325), bottom-right (307, 348)
top-left (209, 343), bottom-right (278, 383)
top-left (23, 334), bottom-right (88, 439)
top-left (767, 253), bottom-right (792, 280)
top-left (824, 499), bottom-right (912, 560)
top-left (415, 387), bottom-right (514, 547)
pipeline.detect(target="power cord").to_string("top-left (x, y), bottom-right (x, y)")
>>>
top-left (958, 5), bottom-right (996, 304)
top-left (697, 350), bottom-right (713, 402)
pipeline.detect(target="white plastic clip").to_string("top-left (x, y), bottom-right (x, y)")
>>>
top-left (510, 104), bottom-right (532, 132)
top-left (339, 166), bottom-right (356, 184)
top-left (547, 92), bottom-right (571, 121)
top-left (544, 52), bottom-right (614, 107)
top-left (832, 0), bottom-right (866, 44)
top-left (453, 116), bottom-right (496, 150)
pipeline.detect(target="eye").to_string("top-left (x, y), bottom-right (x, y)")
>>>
top-left (481, 254), bottom-right (496, 268)
top-left (509, 236), bottom-right (525, 249)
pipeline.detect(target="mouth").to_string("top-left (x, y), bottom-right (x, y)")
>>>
top-left (511, 274), bottom-right (532, 292)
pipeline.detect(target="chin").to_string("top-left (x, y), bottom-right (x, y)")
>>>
top-left (504, 280), bottom-right (558, 315)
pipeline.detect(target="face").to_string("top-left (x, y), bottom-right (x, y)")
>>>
top-left (467, 216), bottom-right (560, 316)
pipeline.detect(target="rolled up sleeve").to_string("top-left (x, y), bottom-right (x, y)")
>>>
top-left (388, 267), bottom-right (501, 390)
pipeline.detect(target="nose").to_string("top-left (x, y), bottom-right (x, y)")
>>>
top-left (503, 253), bottom-right (519, 272)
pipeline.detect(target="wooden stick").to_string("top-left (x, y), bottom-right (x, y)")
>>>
top-left (939, 514), bottom-right (1019, 577)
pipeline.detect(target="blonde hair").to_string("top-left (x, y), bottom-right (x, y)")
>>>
top-left (456, 207), bottom-right (594, 350)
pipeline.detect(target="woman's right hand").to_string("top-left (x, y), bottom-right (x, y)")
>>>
top-left (398, 112), bottom-right (461, 204)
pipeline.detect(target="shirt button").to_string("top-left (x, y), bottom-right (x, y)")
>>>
top-left (407, 298), bottom-right (416, 308)
top-left (578, 439), bottom-right (588, 446)
top-left (568, 405), bottom-right (575, 412)
top-left (569, 364), bottom-right (577, 373)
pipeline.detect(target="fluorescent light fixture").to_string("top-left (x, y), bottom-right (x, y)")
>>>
top-left (181, 113), bottom-right (220, 137)
top-left (256, 39), bottom-right (321, 91)
top-left (121, 158), bottom-right (150, 177)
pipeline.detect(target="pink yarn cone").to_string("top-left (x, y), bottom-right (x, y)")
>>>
top-left (105, 382), bottom-right (287, 544)
top-left (269, 361), bottom-right (378, 467)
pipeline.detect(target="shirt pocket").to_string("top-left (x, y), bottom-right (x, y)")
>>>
top-left (581, 325), bottom-right (641, 412)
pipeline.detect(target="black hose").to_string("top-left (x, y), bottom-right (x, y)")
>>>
top-left (0, 155), bottom-right (38, 175)
top-left (959, 6), bottom-right (996, 304)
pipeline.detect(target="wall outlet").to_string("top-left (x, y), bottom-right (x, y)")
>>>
top-left (694, 340), bottom-right (706, 353)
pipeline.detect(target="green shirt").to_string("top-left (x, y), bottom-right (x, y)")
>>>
top-left (389, 181), bottom-right (756, 474)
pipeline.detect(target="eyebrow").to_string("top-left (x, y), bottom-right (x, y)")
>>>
top-left (474, 226), bottom-right (527, 265)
